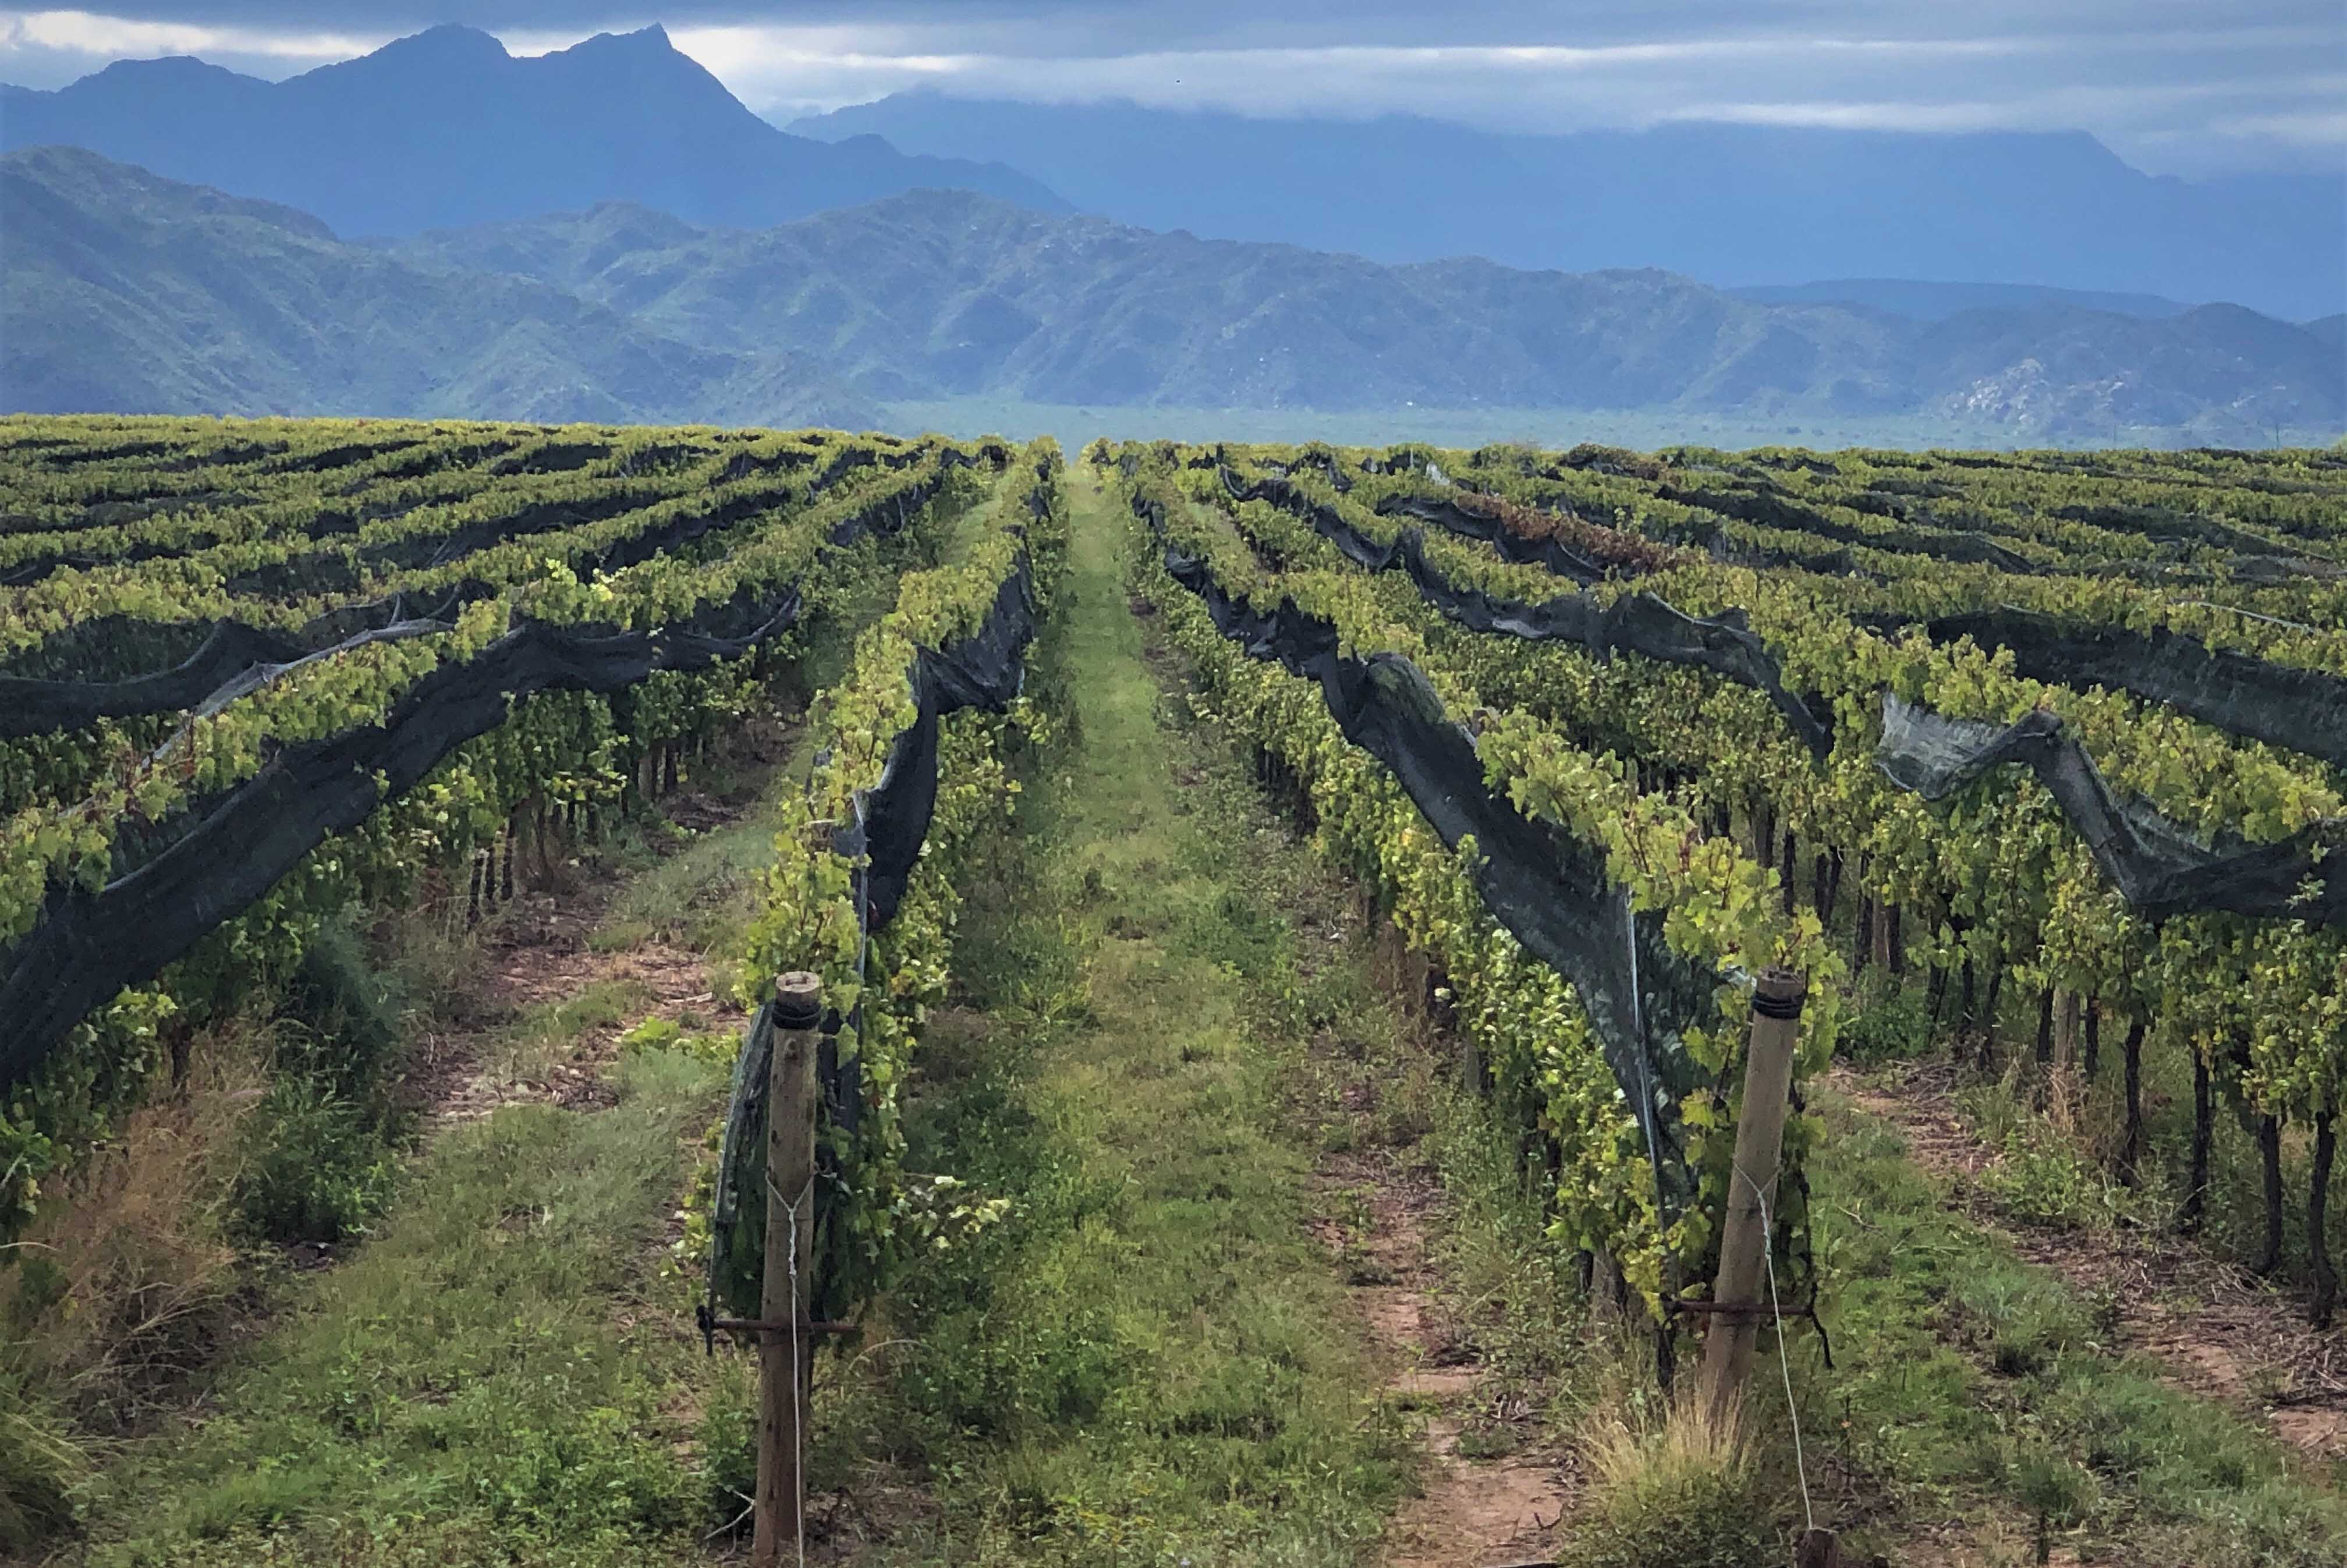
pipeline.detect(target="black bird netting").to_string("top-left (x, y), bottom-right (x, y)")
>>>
top-left (0, 472), bottom-right (965, 1087)
top-left (0, 460), bottom-right (978, 737)
top-left (1374, 493), bottom-right (1616, 583)
top-left (704, 547), bottom-right (1043, 1326)
top-left (1923, 606), bottom-right (2347, 775)
top-left (1876, 695), bottom-right (2347, 925)
top-left (1232, 466), bottom-right (2347, 930)
top-left (1155, 526), bottom-right (1715, 1218)
top-left (859, 560), bottom-right (1041, 927)
top-left (0, 596), bottom-right (800, 1090)
top-left (0, 620), bottom-right (311, 735)
top-left (1235, 470), bottom-right (1834, 757)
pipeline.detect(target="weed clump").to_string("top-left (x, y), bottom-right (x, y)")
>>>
top-left (231, 1075), bottom-right (396, 1244)
top-left (230, 917), bottom-right (409, 1245)
top-left (1563, 1404), bottom-right (1785, 1568)
top-left (0, 1399), bottom-right (85, 1552)
top-left (1839, 974), bottom-right (1933, 1063)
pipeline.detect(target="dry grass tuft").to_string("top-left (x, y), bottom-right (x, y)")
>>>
top-left (2, 1026), bottom-right (269, 1434)
top-left (1560, 1390), bottom-right (1786, 1568)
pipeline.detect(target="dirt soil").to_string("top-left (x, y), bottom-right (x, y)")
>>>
top-left (1836, 1060), bottom-right (2347, 1463)
top-left (409, 786), bottom-right (757, 1134)
top-left (1310, 1144), bottom-right (1579, 1568)
top-left (1243, 693), bottom-right (1580, 1559)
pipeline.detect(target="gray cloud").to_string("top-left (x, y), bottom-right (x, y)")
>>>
top-left (2, 3), bottom-right (2339, 175)
top-left (31, 2), bottom-right (2345, 52)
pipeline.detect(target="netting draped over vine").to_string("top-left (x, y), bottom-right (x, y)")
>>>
top-left (1922, 606), bottom-right (2347, 775)
top-left (705, 548), bottom-right (1041, 1325)
top-left (0, 473), bottom-right (966, 1088)
top-left (1238, 465), bottom-right (2347, 930)
top-left (1876, 696), bottom-right (2347, 924)
top-left (0, 597), bottom-right (800, 1088)
top-left (1148, 516), bottom-right (1717, 1221)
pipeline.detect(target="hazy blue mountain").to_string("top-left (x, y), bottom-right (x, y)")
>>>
top-left (791, 94), bottom-right (2344, 322)
top-left (2306, 316), bottom-right (2347, 352)
top-left (1728, 280), bottom-right (2192, 321)
top-left (0, 25), bottom-right (1066, 238)
top-left (380, 191), bottom-right (2343, 439)
top-left (0, 147), bottom-right (881, 428)
top-left (9, 149), bottom-right (2331, 441)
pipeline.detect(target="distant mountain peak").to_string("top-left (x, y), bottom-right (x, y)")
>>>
top-left (550, 23), bottom-right (726, 91)
top-left (0, 25), bottom-right (1070, 236)
top-left (367, 23), bottom-right (510, 65)
top-left (566, 23), bottom-right (679, 55)
top-left (87, 54), bottom-right (243, 82)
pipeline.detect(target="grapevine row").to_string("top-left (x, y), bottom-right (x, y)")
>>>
top-left (0, 416), bottom-right (1009, 1234)
top-left (1105, 443), bottom-right (1840, 1315)
top-left (1193, 437), bottom-right (2347, 1321)
top-left (719, 440), bottom-right (1068, 1324)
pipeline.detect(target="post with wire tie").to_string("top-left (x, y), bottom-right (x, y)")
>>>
top-left (754, 971), bottom-right (822, 1568)
top-left (1697, 966), bottom-right (1806, 1434)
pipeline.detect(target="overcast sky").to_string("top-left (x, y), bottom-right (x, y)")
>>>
top-left (2, 3), bottom-right (2340, 177)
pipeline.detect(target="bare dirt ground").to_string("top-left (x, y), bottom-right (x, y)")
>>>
top-left (1835, 1060), bottom-right (2347, 1464)
top-left (402, 784), bottom-right (761, 1138)
top-left (1310, 1143), bottom-right (1579, 1568)
top-left (1260, 806), bottom-right (1582, 1561)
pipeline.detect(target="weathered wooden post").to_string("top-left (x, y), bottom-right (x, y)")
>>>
top-left (754, 971), bottom-right (823, 1568)
top-left (1697, 966), bottom-right (1806, 1432)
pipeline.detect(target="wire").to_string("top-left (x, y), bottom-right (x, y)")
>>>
top-left (767, 1169), bottom-right (815, 1568)
top-left (1622, 891), bottom-right (1672, 1232)
top-left (1734, 1157), bottom-right (1814, 1536)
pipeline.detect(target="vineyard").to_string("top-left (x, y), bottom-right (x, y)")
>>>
top-left (1, 415), bottom-right (2343, 1566)
top-left (1115, 434), bottom-right (2347, 1321)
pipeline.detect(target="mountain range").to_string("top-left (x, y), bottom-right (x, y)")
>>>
top-left (792, 94), bottom-right (2345, 324)
top-left (0, 24), bottom-right (1065, 237)
top-left (3, 22), bottom-right (2335, 329)
top-left (0, 146), bottom-right (882, 429)
top-left (6, 146), bottom-right (2337, 442)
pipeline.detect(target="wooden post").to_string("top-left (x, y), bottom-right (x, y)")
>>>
top-left (1589, 1247), bottom-right (1628, 1326)
top-left (1795, 1524), bottom-right (1842, 1567)
top-left (754, 971), bottom-right (823, 1568)
top-left (1697, 967), bottom-right (1807, 1432)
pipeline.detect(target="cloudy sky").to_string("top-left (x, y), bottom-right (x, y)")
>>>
top-left (2, 2), bottom-right (2340, 176)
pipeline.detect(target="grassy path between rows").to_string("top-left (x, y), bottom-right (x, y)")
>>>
top-left (65, 823), bottom-right (756, 1568)
top-left (806, 470), bottom-right (1414, 1563)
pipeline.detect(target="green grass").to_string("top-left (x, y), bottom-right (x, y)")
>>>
top-left (69, 1046), bottom-right (731, 1567)
top-left (1385, 1046), bottom-right (2347, 1562)
top-left (804, 470), bottom-right (1409, 1565)
top-left (1789, 1092), bottom-right (2347, 1565)
top-left (596, 810), bottom-right (785, 957)
top-left (486, 977), bottom-right (650, 1085)
top-left (1841, 969), bottom-right (2345, 1295)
